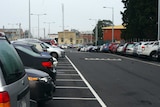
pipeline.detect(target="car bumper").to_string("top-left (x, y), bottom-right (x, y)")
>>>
top-left (29, 80), bottom-right (54, 102)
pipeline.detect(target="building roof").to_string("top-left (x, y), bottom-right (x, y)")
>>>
top-left (102, 25), bottom-right (126, 30)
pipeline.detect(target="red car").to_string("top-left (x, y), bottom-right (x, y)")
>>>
top-left (109, 43), bottom-right (119, 53)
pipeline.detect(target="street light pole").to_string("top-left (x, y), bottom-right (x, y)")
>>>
top-left (158, 0), bottom-right (160, 41)
top-left (89, 19), bottom-right (98, 46)
top-left (44, 22), bottom-right (55, 34)
top-left (31, 13), bottom-right (46, 38)
top-left (103, 6), bottom-right (114, 42)
top-left (29, 0), bottom-right (31, 38)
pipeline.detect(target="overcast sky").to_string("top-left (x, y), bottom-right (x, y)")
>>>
top-left (1, 0), bottom-right (124, 38)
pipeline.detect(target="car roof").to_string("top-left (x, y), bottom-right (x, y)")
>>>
top-left (12, 42), bottom-right (34, 47)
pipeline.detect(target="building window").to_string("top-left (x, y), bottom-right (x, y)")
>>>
top-left (70, 38), bottom-right (73, 42)
top-left (61, 38), bottom-right (64, 42)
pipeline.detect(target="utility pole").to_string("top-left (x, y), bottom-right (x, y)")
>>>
top-left (158, 0), bottom-right (160, 41)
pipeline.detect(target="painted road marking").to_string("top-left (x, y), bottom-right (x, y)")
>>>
top-left (57, 74), bottom-right (79, 76)
top-left (56, 79), bottom-right (83, 82)
top-left (66, 56), bottom-right (107, 107)
top-left (84, 58), bottom-right (122, 61)
top-left (56, 86), bottom-right (89, 89)
top-left (53, 97), bottom-right (97, 100)
top-left (57, 69), bottom-right (76, 72)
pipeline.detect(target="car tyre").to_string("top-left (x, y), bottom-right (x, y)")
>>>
top-left (150, 51), bottom-right (157, 60)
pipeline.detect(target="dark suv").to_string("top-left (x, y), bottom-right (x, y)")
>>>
top-left (0, 32), bottom-right (30, 107)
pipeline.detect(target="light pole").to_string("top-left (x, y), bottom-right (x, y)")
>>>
top-left (158, 0), bottom-right (160, 41)
top-left (29, 0), bottom-right (31, 38)
top-left (31, 13), bottom-right (46, 38)
top-left (44, 22), bottom-right (55, 34)
top-left (89, 19), bottom-right (98, 46)
top-left (103, 6), bottom-right (114, 42)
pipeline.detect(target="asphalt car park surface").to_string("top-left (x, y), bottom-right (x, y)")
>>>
top-left (42, 56), bottom-right (104, 107)
top-left (39, 48), bottom-right (160, 107)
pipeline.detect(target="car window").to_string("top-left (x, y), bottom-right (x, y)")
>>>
top-left (154, 42), bottom-right (159, 45)
top-left (40, 43), bottom-right (48, 48)
top-left (127, 44), bottom-right (134, 48)
top-left (15, 46), bottom-right (41, 57)
top-left (42, 42), bottom-right (52, 48)
top-left (0, 40), bottom-right (25, 84)
top-left (34, 43), bottom-right (43, 51)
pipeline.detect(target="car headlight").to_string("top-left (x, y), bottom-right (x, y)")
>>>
top-left (28, 77), bottom-right (48, 82)
top-left (28, 77), bottom-right (38, 81)
top-left (39, 77), bottom-right (48, 82)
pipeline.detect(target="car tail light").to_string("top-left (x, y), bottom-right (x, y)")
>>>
top-left (142, 45), bottom-right (145, 50)
top-left (0, 91), bottom-right (10, 107)
top-left (41, 61), bottom-right (53, 68)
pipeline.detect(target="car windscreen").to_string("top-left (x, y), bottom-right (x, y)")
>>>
top-left (0, 40), bottom-right (25, 84)
top-left (15, 46), bottom-right (41, 57)
top-left (41, 42), bottom-right (52, 48)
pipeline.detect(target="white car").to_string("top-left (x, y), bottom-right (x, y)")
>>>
top-left (133, 41), bottom-right (149, 56)
top-left (139, 41), bottom-right (160, 58)
top-left (40, 42), bottom-right (65, 59)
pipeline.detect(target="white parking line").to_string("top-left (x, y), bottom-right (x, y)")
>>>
top-left (56, 79), bottom-right (83, 82)
top-left (58, 64), bottom-right (72, 66)
top-left (56, 86), bottom-right (89, 89)
top-left (57, 69), bottom-right (76, 72)
top-left (53, 97), bottom-right (97, 100)
top-left (66, 56), bottom-right (107, 107)
top-left (57, 74), bottom-right (79, 76)
top-left (85, 58), bottom-right (122, 61)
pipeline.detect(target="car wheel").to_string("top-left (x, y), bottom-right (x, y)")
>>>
top-left (51, 52), bottom-right (58, 59)
top-left (150, 51), bottom-right (157, 60)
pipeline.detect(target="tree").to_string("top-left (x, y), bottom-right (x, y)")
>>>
top-left (121, 0), bottom-right (158, 41)
top-left (92, 20), bottom-right (112, 45)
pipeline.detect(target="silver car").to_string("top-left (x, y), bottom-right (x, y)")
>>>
top-left (0, 32), bottom-right (30, 107)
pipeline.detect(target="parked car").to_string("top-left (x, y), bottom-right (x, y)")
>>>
top-left (121, 42), bottom-right (134, 55)
top-left (124, 42), bottom-right (136, 55)
top-left (116, 44), bottom-right (125, 54)
top-left (25, 67), bottom-right (55, 104)
top-left (0, 32), bottom-right (30, 107)
top-left (133, 41), bottom-right (149, 56)
top-left (109, 43), bottom-right (119, 53)
top-left (12, 42), bottom-right (58, 67)
top-left (40, 39), bottom-right (57, 46)
top-left (13, 45), bottom-right (57, 82)
top-left (15, 38), bottom-right (65, 59)
top-left (138, 41), bottom-right (160, 59)
top-left (101, 43), bottom-right (110, 52)
top-left (157, 47), bottom-right (160, 61)
top-left (40, 42), bottom-right (65, 59)
top-left (80, 45), bottom-right (88, 52)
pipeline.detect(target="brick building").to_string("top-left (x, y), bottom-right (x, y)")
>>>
top-left (102, 25), bottom-right (126, 42)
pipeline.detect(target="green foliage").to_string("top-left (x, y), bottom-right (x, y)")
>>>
top-left (121, 0), bottom-right (158, 41)
top-left (92, 20), bottom-right (113, 45)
